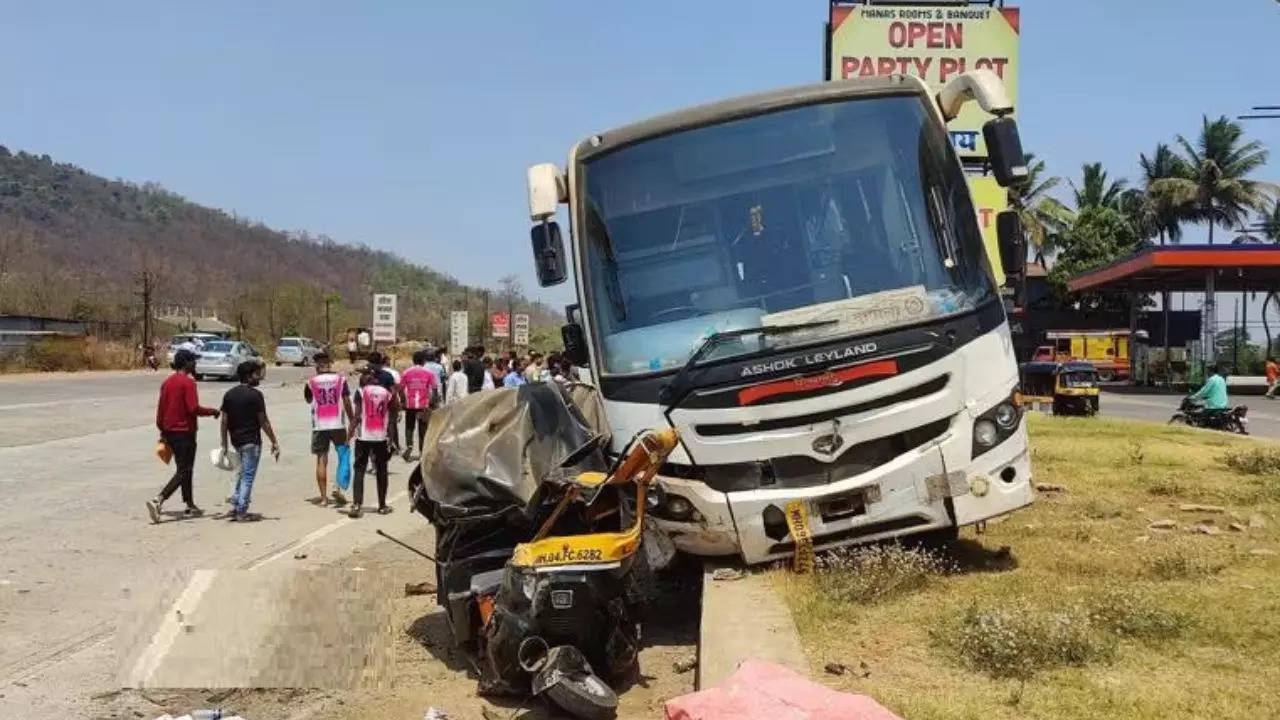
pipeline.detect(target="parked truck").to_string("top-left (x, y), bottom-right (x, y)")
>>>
top-left (1032, 329), bottom-right (1130, 381)
top-left (525, 70), bottom-right (1033, 564)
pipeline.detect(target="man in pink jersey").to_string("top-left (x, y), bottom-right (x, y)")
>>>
top-left (348, 369), bottom-right (398, 518)
top-left (400, 349), bottom-right (441, 462)
top-left (303, 353), bottom-right (354, 507)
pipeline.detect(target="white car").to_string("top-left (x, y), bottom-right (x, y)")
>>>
top-left (274, 337), bottom-right (323, 366)
top-left (165, 332), bottom-right (223, 366)
top-left (195, 340), bottom-right (262, 381)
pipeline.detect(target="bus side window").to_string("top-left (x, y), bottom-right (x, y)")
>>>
top-left (1055, 338), bottom-right (1070, 354)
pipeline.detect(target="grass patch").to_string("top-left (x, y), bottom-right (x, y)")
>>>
top-left (1142, 542), bottom-right (1230, 580)
top-left (5, 337), bottom-right (133, 373)
top-left (1085, 586), bottom-right (1193, 642)
top-left (779, 414), bottom-right (1280, 719)
top-left (814, 544), bottom-right (948, 605)
top-left (938, 603), bottom-right (1114, 682)
top-left (1222, 447), bottom-right (1280, 476)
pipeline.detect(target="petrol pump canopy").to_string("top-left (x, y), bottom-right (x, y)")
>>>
top-left (1066, 245), bottom-right (1280, 294)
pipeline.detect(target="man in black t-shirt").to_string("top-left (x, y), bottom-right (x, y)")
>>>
top-left (464, 345), bottom-right (486, 393)
top-left (220, 361), bottom-right (280, 521)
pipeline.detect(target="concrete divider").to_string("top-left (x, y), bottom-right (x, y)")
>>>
top-left (697, 562), bottom-right (806, 690)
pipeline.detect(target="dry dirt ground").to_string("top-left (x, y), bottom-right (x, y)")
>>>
top-left (98, 526), bottom-right (699, 720)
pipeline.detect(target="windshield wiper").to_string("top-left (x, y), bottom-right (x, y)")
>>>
top-left (659, 318), bottom-right (838, 411)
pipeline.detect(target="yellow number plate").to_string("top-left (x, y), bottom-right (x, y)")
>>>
top-left (784, 500), bottom-right (815, 574)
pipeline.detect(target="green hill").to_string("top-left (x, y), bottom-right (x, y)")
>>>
top-left (0, 145), bottom-right (558, 347)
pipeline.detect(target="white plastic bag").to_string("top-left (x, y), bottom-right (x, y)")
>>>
top-left (209, 447), bottom-right (239, 471)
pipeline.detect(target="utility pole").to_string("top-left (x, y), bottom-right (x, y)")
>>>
top-left (136, 271), bottom-right (154, 349)
top-left (324, 296), bottom-right (333, 345)
top-left (482, 289), bottom-right (490, 350)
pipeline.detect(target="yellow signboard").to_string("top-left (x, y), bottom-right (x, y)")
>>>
top-left (829, 5), bottom-right (1020, 158)
top-left (967, 175), bottom-right (1008, 281)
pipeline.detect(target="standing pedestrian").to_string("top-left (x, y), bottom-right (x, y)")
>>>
top-left (219, 361), bottom-right (279, 521)
top-left (348, 370), bottom-right (397, 518)
top-left (423, 348), bottom-right (446, 387)
top-left (482, 356), bottom-right (498, 390)
top-left (346, 330), bottom-right (358, 364)
top-left (146, 349), bottom-right (220, 523)
top-left (523, 352), bottom-right (543, 383)
top-left (446, 359), bottom-right (469, 404)
top-left (504, 358), bottom-right (527, 388)
top-left (401, 350), bottom-right (441, 461)
top-left (464, 345), bottom-right (486, 393)
top-left (305, 353), bottom-right (353, 506)
top-left (366, 352), bottom-right (402, 455)
top-left (1266, 356), bottom-right (1279, 399)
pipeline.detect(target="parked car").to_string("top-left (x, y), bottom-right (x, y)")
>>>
top-left (165, 332), bottom-right (224, 366)
top-left (274, 337), bottom-right (324, 366)
top-left (195, 340), bottom-right (262, 381)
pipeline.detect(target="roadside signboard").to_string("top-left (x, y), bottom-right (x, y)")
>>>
top-left (828, 5), bottom-right (1019, 158)
top-left (491, 311), bottom-right (510, 338)
top-left (967, 175), bottom-right (1007, 281)
top-left (450, 310), bottom-right (469, 353)
top-left (372, 293), bottom-right (397, 343)
top-left (513, 313), bottom-right (530, 346)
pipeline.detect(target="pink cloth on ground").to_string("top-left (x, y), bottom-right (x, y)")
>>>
top-left (664, 660), bottom-right (903, 720)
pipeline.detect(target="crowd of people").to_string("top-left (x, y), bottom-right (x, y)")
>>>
top-left (144, 343), bottom-right (580, 524)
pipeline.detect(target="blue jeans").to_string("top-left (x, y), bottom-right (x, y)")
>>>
top-left (233, 444), bottom-right (262, 514)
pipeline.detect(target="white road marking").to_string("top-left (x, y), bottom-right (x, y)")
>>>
top-left (0, 395), bottom-right (133, 411)
top-left (1103, 393), bottom-right (1280, 422)
top-left (245, 490), bottom-right (408, 570)
top-left (126, 568), bottom-right (217, 687)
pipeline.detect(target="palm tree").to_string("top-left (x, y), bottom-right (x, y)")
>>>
top-left (1138, 143), bottom-right (1192, 245)
top-left (1262, 199), bottom-right (1280, 244)
top-left (1070, 162), bottom-right (1127, 211)
top-left (1007, 153), bottom-right (1074, 265)
top-left (1156, 116), bottom-right (1274, 244)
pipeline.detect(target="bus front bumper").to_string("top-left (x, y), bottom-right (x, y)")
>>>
top-left (651, 423), bottom-right (1033, 565)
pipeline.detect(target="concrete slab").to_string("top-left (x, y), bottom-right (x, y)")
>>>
top-left (697, 564), bottom-right (806, 690)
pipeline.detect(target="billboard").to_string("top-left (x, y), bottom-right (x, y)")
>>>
top-left (372, 293), bottom-right (397, 343)
top-left (967, 175), bottom-right (1008, 281)
top-left (491, 311), bottom-right (510, 338)
top-left (449, 310), bottom-right (468, 354)
top-left (513, 313), bottom-right (530, 347)
top-left (829, 5), bottom-right (1019, 158)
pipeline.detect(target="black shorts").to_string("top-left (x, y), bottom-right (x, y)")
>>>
top-left (311, 428), bottom-right (349, 455)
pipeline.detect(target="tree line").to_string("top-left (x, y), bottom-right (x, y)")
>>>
top-left (1008, 115), bottom-right (1278, 310)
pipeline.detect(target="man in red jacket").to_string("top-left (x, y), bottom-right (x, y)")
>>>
top-left (146, 349), bottom-right (220, 523)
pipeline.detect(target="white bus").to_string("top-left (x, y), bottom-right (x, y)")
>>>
top-left (526, 72), bottom-right (1034, 564)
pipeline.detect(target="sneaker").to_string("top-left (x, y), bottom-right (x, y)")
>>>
top-left (348, 505), bottom-right (362, 519)
top-left (402, 448), bottom-right (413, 462)
top-left (226, 512), bottom-right (241, 522)
top-left (239, 512), bottom-right (263, 522)
top-left (145, 499), bottom-right (162, 524)
top-left (331, 490), bottom-right (348, 507)
top-left (377, 505), bottom-right (393, 515)
top-left (184, 505), bottom-right (204, 517)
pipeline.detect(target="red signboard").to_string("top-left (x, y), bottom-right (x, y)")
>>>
top-left (491, 312), bottom-right (510, 338)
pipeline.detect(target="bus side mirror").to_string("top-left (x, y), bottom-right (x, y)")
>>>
top-left (983, 116), bottom-right (1027, 187)
top-left (996, 210), bottom-right (1023, 285)
top-left (531, 221), bottom-right (568, 287)
top-left (562, 322), bottom-right (589, 366)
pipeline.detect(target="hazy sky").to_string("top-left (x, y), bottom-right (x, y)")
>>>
top-left (2, 0), bottom-right (1278, 309)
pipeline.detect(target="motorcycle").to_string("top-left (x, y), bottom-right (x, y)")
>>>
top-left (1169, 396), bottom-right (1249, 434)
top-left (407, 383), bottom-right (678, 720)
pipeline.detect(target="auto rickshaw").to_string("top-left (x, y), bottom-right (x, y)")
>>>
top-left (1017, 361), bottom-right (1100, 416)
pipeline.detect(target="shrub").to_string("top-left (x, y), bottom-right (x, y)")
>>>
top-left (13, 337), bottom-right (132, 373)
top-left (1222, 447), bottom-right (1280, 476)
top-left (1086, 586), bottom-right (1194, 642)
top-left (1143, 544), bottom-right (1228, 581)
top-left (815, 544), bottom-right (949, 605)
top-left (1081, 499), bottom-right (1123, 520)
top-left (939, 603), bottom-right (1114, 683)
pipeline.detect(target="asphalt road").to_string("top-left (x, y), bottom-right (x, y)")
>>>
top-left (0, 368), bottom-right (430, 720)
top-left (1100, 390), bottom-right (1280, 439)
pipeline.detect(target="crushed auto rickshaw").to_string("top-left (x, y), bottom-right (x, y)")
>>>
top-left (407, 382), bottom-right (679, 720)
top-left (1017, 360), bottom-right (1100, 416)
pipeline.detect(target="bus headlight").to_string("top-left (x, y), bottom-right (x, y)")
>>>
top-left (973, 420), bottom-right (999, 448)
top-left (993, 402), bottom-right (1018, 430)
top-left (972, 393), bottom-right (1021, 459)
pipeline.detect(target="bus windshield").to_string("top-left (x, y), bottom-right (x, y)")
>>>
top-left (579, 94), bottom-right (995, 376)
